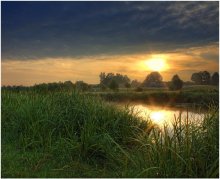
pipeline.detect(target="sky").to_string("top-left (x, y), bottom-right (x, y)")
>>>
top-left (1, 1), bottom-right (219, 86)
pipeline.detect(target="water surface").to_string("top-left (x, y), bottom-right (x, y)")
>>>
top-left (119, 103), bottom-right (206, 128)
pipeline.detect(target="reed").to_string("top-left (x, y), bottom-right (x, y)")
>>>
top-left (2, 90), bottom-right (219, 177)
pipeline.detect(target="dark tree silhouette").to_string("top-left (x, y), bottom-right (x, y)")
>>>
top-left (191, 71), bottom-right (211, 85)
top-left (169, 74), bottom-right (183, 90)
top-left (75, 81), bottom-right (90, 91)
top-left (99, 72), bottom-right (130, 87)
top-left (100, 83), bottom-right (107, 91)
top-left (191, 73), bottom-right (202, 84)
top-left (201, 71), bottom-right (211, 85)
top-left (131, 80), bottom-right (141, 87)
top-left (211, 72), bottom-right (219, 86)
top-left (109, 79), bottom-right (119, 91)
top-left (64, 80), bottom-right (74, 89)
top-left (142, 71), bottom-right (163, 87)
top-left (124, 82), bottom-right (131, 92)
top-left (99, 72), bottom-right (106, 85)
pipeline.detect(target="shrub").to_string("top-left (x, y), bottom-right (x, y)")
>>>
top-left (135, 87), bottom-right (143, 92)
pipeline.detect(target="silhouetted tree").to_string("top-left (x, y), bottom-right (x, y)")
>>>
top-left (75, 81), bottom-right (90, 91)
top-left (191, 72), bottom-right (202, 84)
top-left (64, 80), bottom-right (74, 90)
top-left (124, 82), bottom-right (131, 92)
top-left (99, 72), bottom-right (130, 87)
top-left (169, 74), bottom-right (183, 90)
top-left (109, 79), bottom-right (119, 91)
top-left (131, 80), bottom-right (141, 87)
top-left (142, 71), bottom-right (163, 87)
top-left (211, 72), bottom-right (219, 86)
top-left (201, 71), bottom-right (211, 85)
top-left (99, 72), bottom-right (106, 85)
top-left (191, 71), bottom-right (211, 85)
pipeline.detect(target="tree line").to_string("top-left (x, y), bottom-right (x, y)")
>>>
top-left (99, 71), bottom-right (219, 91)
top-left (191, 71), bottom-right (219, 85)
top-left (2, 71), bottom-right (219, 92)
top-left (2, 81), bottom-right (94, 92)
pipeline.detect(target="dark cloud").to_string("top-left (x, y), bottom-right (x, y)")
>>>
top-left (200, 53), bottom-right (219, 62)
top-left (2, 1), bottom-right (219, 60)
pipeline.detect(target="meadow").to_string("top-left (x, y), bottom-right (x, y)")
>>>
top-left (1, 86), bottom-right (219, 177)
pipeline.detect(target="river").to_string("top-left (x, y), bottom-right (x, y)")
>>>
top-left (118, 102), bottom-right (206, 128)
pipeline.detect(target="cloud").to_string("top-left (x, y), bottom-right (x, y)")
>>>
top-left (165, 2), bottom-right (219, 28)
top-left (2, 2), bottom-right (219, 60)
top-left (2, 43), bottom-right (219, 86)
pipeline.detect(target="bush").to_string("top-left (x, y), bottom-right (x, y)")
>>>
top-left (135, 87), bottom-right (143, 92)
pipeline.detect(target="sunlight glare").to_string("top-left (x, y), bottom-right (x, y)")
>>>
top-left (145, 56), bottom-right (168, 71)
top-left (150, 111), bottom-right (165, 125)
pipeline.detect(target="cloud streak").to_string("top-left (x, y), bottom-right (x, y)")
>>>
top-left (2, 44), bottom-right (218, 86)
top-left (2, 1), bottom-right (219, 60)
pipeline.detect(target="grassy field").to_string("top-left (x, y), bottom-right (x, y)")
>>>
top-left (1, 89), bottom-right (219, 177)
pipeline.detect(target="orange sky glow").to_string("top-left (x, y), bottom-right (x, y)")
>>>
top-left (1, 44), bottom-right (219, 86)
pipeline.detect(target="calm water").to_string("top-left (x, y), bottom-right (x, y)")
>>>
top-left (119, 103), bottom-right (206, 127)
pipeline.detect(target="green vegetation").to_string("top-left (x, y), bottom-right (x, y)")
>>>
top-left (88, 85), bottom-right (219, 107)
top-left (2, 90), bottom-right (219, 177)
top-left (142, 71), bottom-right (164, 87)
top-left (169, 74), bottom-right (183, 90)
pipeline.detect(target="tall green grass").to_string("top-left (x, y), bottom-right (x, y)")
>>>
top-left (1, 90), bottom-right (219, 177)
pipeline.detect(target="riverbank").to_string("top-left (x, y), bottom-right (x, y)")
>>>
top-left (2, 90), bottom-right (219, 177)
top-left (87, 90), bottom-right (219, 107)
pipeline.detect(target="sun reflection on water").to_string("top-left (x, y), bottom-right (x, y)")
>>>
top-left (128, 104), bottom-right (204, 128)
top-left (150, 111), bottom-right (166, 125)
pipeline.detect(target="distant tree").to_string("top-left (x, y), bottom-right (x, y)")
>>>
top-left (99, 72), bottom-right (130, 87)
top-left (211, 72), bottom-right (219, 86)
top-left (142, 71), bottom-right (163, 87)
top-left (109, 79), bottom-right (119, 91)
top-left (131, 80), bottom-right (141, 88)
top-left (191, 71), bottom-right (211, 85)
top-left (191, 73), bottom-right (202, 84)
top-left (99, 72), bottom-right (106, 85)
top-left (75, 81), bottom-right (90, 91)
top-left (124, 82), bottom-right (131, 92)
top-left (169, 74), bottom-right (183, 90)
top-left (64, 80), bottom-right (74, 90)
top-left (100, 83), bottom-right (107, 91)
top-left (201, 71), bottom-right (211, 85)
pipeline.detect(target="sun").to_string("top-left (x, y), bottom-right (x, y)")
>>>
top-left (145, 56), bottom-right (168, 71)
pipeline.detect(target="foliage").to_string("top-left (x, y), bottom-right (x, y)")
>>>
top-left (109, 79), bottom-right (119, 91)
top-left (124, 82), bottom-right (131, 89)
top-left (191, 71), bottom-right (211, 85)
top-left (33, 81), bottom-right (74, 92)
top-left (131, 80), bottom-right (141, 88)
top-left (142, 71), bottom-right (164, 87)
top-left (169, 74), bottom-right (183, 91)
top-left (99, 72), bottom-right (130, 87)
top-left (75, 81), bottom-right (90, 92)
top-left (2, 90), bottom-right (219, 177)
top-left (90, 86), bottom-right (219, 106)
top-left (135, 87), bottom-right (143, 92)
top-left (99, 83), bottom-right (107, 91)
top-left (211, 72), bottom-right (219, 86)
